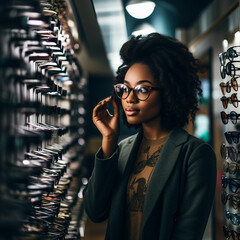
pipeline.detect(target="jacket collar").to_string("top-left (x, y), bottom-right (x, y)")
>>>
top-left (141, 128), bottom-right (189, 230)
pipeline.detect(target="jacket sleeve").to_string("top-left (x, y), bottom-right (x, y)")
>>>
top-left (171, 143), bottom-right (217, 240)
top-left (83, 146), bottom-right (120, 223)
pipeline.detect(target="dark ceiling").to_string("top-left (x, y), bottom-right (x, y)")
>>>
top-left (163, 0), bottom-right (214, 28)
top-left (71, 0), bottom-right (215, 76)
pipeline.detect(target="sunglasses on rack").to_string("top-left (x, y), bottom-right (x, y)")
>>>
top-left (221, 111), bottom-right (240, 125)
top-left (221, 61), bottom-right (240, 79)
top-left (220, 77), bottom-right (239, 95)
top-left (222, 176), bottom-right (240, 193)
top-left (221, 143), bottom-right (239, 161)
top-left (221, 93), bottom-right (240, 109)
top-left (114, 83), bottom-right (160, 101)
top-left (219, 46), bottom-right (240, 65)
top-left (225, 131), bottom-right (240, 144)
top-left (223, 225), bottom-right (240, 240)
top-left (222, 191), bottom-right (240, 209)
top-left (225, 210), bottom-right (240, 225)
top-left (223, 161), bottom-right (240, 174)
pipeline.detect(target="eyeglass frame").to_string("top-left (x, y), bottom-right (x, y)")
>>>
top-left (219, 46), bottom-right (240, 65)
top-left (219, 77), bottom-right (239, 95)
top-left (220, 93), bottom-right (240, 109)
top-left (223, 161), bottom-right (240, 174)
top-left (221, 144), bottom-right (239, 162)
top-left (220, 111), bottom-right (240, 125)
top-left (221, 61), bottom-right (240, 79)
top-left (223, 225), bottom-right (240, 240)
top-left (224, 131), bottom-right (240, 144)
top-left (221, 191), bottom-right (240, 210)
top-left (114, 83), bottom-right (160, 101)
top-left (222, 176), bottom-right (240, 193)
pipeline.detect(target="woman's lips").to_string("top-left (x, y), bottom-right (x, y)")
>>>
top-left (125, 108), bottom-right (139, 116)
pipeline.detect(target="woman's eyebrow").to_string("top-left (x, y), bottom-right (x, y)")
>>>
top-left (124, 79), bottom-right (154, 85)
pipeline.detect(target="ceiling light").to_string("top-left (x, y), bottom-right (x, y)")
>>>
top-left (126, 0), bottom-right (156, 19)
top-left (131, 22), bottom-right (156, 36)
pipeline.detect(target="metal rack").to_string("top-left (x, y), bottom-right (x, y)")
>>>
top-left (0, 0), bottom-right (87, 239)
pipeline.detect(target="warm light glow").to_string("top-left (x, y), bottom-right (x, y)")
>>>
top-left (234, 31), bottom-right (240, 45)
top-left (27, 19), bottom-right (46, 26)
top-left (131, 22), bottom-right (156, 36)
top-left (222, 39), bottom-right (228, 50)
top-left (126, 0), bottom-right (155, 19)
top-left (235, 31), bottom-right (240, 39)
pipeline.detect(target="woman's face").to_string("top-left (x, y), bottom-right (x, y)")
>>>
top-left (121, 62), bottom-right (162, 126)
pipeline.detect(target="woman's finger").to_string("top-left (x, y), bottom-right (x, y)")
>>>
top-left (112, 97), bottom-right (119, 117)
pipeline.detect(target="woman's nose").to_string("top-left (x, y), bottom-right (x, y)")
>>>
top-left (126, 89), bottom-right (138, 103)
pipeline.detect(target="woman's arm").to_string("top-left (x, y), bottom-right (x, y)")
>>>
top-left (83, 147), bottom-right (120, 222)
top-left (83, 96), bottom-right (120, 222)
top-left (171, 143), bottom-right (217, 240)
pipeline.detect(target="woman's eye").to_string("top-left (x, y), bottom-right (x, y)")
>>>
top-left (138, 87), bottom-right (148, 94)
top-left (123, 87), bottom-right (129, 92)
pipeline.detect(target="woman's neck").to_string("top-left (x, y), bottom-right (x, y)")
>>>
top-left (142, 121), bottom-right (170, 140)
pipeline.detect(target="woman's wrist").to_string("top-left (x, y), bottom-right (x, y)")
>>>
top-left (102, 135), bottom-right (118, 159)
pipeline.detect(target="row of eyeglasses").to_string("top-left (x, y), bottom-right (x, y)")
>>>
top-left (219, 46), bottom-right (240, 240)
top-left (0, 0), bottom-right (86, 239)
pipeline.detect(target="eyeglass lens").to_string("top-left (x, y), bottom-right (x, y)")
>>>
top-left (114, 83), bottom-right (155, 101)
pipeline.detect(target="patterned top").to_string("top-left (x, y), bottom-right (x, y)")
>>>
top-left (124, 135), bottom-right (167, 240)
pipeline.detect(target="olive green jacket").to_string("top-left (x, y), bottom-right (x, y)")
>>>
top-left (83, 128), bottom-right (216, 240)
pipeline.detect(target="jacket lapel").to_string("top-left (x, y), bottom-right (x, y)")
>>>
top-left (118, 130), bottom-right (143, 176)
top-left (109, 130), bottom-right (143, 239)
top-left (141, 128), bottom-right (189, 228)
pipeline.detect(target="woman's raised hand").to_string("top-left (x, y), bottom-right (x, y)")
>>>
top-left (92, 96), bottom-right (119, 158)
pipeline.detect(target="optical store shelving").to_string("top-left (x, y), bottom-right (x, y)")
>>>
top-left (0, 0), bottom-right (87, 239)
top-left (219, 46), bottom-right (240, 240)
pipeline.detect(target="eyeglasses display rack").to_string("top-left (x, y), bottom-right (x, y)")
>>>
top-left (0, 0), bottom-right (87, 239)
top-left (219, 46), bottom-right (240, 239)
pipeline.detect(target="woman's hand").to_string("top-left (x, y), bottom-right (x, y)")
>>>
top-left (92, 96), bottom-right (119, 158)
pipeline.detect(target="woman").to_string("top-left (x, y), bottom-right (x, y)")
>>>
top-left (83, 33), bottom-right (216, 240)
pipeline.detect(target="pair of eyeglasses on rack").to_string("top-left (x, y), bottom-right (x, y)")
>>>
top-left (222, 191), bottom-right (240, 209)
top-left (222, 176), bottom-right (240, 193)
top-left (219, 77), bottom-right (239, 95)
top-left (225, 131), bottom-right (240, 144)
top-left (223, 225), bottom-right (240, 240)
top-left (221, 144), bottom-right (240, 162)
top-left (220, 93), bottom-right (240, 109)
top-left (221, 111), bottom-right (240, 125)
top-left (221, 61), bottom-right (240, 79)
top-left (223, 161), bottom-right (240, 174)
top-left (219, 46), bottom-right (240, 65)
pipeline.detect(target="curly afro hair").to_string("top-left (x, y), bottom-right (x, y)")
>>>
top-left (113, 33), bottom-right (202, 131)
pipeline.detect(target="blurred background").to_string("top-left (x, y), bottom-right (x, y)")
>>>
top-left (0, 0), bottom-right (239, 239)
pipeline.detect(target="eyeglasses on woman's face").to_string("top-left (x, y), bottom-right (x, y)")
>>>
top-left (114, 83), bottom-right (160, 101)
